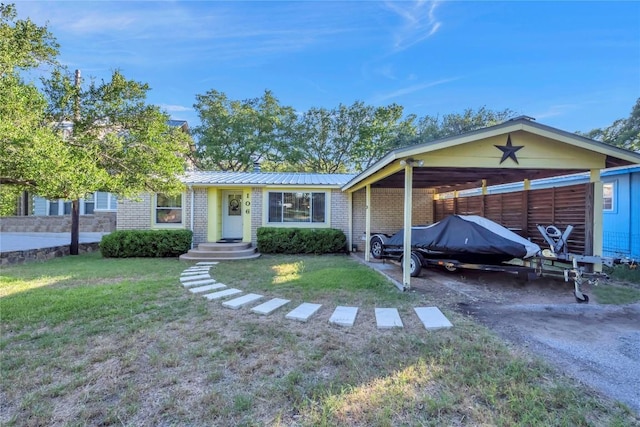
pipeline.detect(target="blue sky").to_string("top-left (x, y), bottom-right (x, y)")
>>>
top-left (15, 1), bottom-right (640, 134)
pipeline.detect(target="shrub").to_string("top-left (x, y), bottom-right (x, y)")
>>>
top-left (257, 227), bottom-right (347, 254)
top-left (100, 229), bottom-right (192, 258)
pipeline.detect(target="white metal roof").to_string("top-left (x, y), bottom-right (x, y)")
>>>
top-left (182, 171), bottom-right (356, 187)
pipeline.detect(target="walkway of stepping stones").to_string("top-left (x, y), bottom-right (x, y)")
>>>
top-left (180, 262), bottom-right (453, 330)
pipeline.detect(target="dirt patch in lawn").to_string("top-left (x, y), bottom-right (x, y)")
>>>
top-left (367, 257), bottom-right (640, 415)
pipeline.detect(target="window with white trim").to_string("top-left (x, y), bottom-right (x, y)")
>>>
top-left (84, 193), bottom-right (95, 214)
top-left (603, 182), bottom-right (614, 211)
top-left (155, 194), bottom-right (183, 224)
top-left (47, 200), bottom-right (72, 215)
top-left (268, 191), bottom-right (326, 223)
top-left (95, 192), bottom-right (118, 211)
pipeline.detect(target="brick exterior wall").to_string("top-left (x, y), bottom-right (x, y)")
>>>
top-left (0, 212), bottom-right (116, 233)
top-left (250, 187), bottom-right (263, 245)
top-left (351, 187), bottom-right (435, 248)
top-left (117, 194), bottom-right (152, 230)
top-left (114, 186), bottom-right (434, 251)
top-left (330, 189), bottom-right (350, 236)
top-left (191, 188), bottom-right (208, 246)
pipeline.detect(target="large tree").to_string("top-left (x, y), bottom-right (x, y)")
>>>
top-left (1, 4), bottom-right (191, 253)
top-left (40, 68), bottom-right (191, 253)
top-left (0, 3), bottom-right (66, 201)
top-left (581, 98), bottom-right (640, 152)
top-left (293, 102), bottom-right (415, 173)
top-left (192, 89), bottom-right (299, 171)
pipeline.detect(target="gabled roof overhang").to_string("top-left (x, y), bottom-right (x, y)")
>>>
top-left (342, 118), bottom-right (640, 194)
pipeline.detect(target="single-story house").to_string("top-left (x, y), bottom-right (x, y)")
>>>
top-left (116, 116), bottom-right (640, 287)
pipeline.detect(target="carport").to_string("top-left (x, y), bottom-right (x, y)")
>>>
top-left (342, 116), bottom-right (640, 289)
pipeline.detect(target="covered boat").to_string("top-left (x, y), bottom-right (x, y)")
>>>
top-left (381, 215), bottom-right (541, 264)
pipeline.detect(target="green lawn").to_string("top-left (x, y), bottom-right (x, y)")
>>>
top-left (1, 253), bottom-right (637, 426)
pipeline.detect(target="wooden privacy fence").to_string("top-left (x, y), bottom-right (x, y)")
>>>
top-left (433, 183), bottom-right (594, 255)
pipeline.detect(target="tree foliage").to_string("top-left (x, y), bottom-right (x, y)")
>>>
top-left (581, 98), bottom-right (640, 152)
top-left (0, 3), bottom-right (58, 75)
top-left (193, 89), bottom-right (299, 171)
top-left (0, 3), bottom-right (62, 192)
top-left (293, 102), bottom-right (415, 173)
top-left (1, 3), bottom-right (191, 202)
top-left (412, 106), bottom-right (516, 144)
top-left (193, 95), bottom-right (416, 173)
top-left (40, 69), bottom-right (191, 200)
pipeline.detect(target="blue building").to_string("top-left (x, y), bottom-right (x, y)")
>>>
top-left (601, 165), bottom-right (640, 260)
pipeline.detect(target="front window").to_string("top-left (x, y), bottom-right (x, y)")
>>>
top-left (603, 182), bottom-right (614, 212)
top-left (268, 191), bottom-right (326, 223)
top-left (48, 200), bottom-right (59, 216)
top-left (96, 192), bottom-right (118, 211)
top-left (84, 193), bottom-right (95, 215)
top-left (156, 194), bottom-right (182, 224)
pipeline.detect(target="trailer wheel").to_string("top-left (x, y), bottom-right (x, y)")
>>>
top-left (575, 292), bottom-right (589, 303)
top-left (370, 236), bottom-right (384, 259)
top-left (403, 252), bottom-right (422, 277)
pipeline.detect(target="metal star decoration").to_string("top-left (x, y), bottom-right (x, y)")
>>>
top-left (494, 135), bottom-right (523, 164)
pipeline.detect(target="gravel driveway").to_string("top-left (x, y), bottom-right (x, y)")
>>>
top-left (365, 257), bottom-right (640, 415)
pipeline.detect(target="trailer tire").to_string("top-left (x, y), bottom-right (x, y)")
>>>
top-left (370, 236), bottom-right (384, 259)
top-left (575, 292), bottom-right (589, 304)
top-left (401, 252), bottom-right (422, 277)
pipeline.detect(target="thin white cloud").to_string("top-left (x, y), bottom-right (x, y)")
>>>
top-left (18, 2), bottom-right (369, 69)
top-left (373, 77), bottom-right (459, 103)
top-left (384, 0), bottom-right (442, 52)
top-left (161, 104), bottom-right (193, 113)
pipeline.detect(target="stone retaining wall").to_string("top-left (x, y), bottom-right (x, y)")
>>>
top-left (0, 213), bottom-right (116, 233)
top-left (1, 242), bottom-right (101, 266)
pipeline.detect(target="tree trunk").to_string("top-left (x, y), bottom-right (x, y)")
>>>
top-left (70, 199), bottom-right (80, 255)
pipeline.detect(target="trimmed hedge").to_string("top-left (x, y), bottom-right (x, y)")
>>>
top-left (100, 229), bottom-right (193, 258)
top-left (257, 227), bottom-right (347, 254)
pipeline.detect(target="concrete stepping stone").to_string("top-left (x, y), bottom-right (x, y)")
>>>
top-left (181, 270), bottom-right (209, 276)
top-left (196, 262), bottom-right (218, 266)
top-left (181, 268), bottom-right (210, 276)
top-left (414, 307), bottom-right (453, 330)
top-left (329, 306), bottom-right (359, 327)
top-left (375, 308), bottom-right (403, 329)
top-left (203, 288), bottom-right (242, 300)
top-left (189, 283), bottom-right (226, 294)
top-left (286, 303), bottom-right (322, 322)
top-left (182, 279), bottom-right (217, 288)
top-left (180, 274), bottom-right (211, 283)
top-left (251, 298), bottom-right (290, 315)
top-left (222, 293), bottom-right (264, 309)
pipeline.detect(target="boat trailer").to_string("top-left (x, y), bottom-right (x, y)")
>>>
top-left (535, 224), bottom-right (619, 303)
top-left (376, 224), bottom-right (624, 303)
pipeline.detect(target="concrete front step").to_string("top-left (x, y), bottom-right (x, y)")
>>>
top-left (179, 251), bottom-right (261, 261)
top-left (198, 242), bottom-right (252, 252)
top-left (179, 243), bottom-right (260, 261)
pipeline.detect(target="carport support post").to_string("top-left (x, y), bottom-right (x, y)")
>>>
top-left (402, 161), bottom-right (413, 290)
top-left (365, 184), bottom-right (371, 262)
